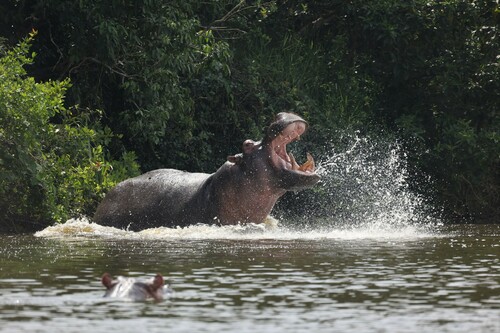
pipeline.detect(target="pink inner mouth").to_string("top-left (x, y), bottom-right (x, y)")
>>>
top-left (272, 122), bottom-right (315, 173)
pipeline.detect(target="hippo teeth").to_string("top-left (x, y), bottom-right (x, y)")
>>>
top-left (288, 152), bottom-right (315, 173)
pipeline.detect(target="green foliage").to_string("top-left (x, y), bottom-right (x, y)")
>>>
top-left (27, 0), bottom-right (235, 171)
top-left (0, 34), bottom-right (139, 230)
top-left (261, 0), bottom-right (499, 221)
top-left (348, 0), bottom-right (500, 220)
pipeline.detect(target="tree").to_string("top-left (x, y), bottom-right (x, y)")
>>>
top-left (0, 0), bottom-right (498, 224)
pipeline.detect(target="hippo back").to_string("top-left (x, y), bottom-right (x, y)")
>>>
top-left (94, 169), bottom-right (211, 230)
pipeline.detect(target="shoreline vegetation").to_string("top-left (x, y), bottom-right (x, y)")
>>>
top-left (1, 1), bottom-right (498, 232)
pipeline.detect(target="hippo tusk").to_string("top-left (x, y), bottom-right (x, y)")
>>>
top-left (288, 152), bottom-right (300, 171)
top-left (298, 152), bottom-right (315, 173)
top-left (289, 152), bottom-right (315, 173)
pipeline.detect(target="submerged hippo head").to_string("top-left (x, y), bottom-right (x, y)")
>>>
top-left (101, 273), bottom-right (165, 301)
top-left (228, 112), bottom-right (320, 192)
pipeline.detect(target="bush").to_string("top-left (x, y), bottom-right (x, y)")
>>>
top-left (0, 32), bottom-right (139, 231)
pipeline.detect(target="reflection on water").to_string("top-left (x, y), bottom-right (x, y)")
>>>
top-left (0, 221), bottom-right (499, 333)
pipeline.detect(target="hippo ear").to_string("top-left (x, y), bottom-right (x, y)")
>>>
top-left (227, 153), bottom-right (243, 165)
top-left (152, 274), bottom-right (164, 290)
top-left (101, 273), bottom-right (114, 289)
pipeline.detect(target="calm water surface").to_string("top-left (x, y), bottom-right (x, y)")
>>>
top-left (0, 221), bottom-right (498, 333)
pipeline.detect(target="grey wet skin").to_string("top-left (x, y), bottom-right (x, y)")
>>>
top-left (93, 112), bottom-right (320, 230)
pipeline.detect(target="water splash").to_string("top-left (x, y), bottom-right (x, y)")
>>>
top-left (278, 132), bottom-right (441, 233)
top-left (34, 217), bottom-right (436, 240)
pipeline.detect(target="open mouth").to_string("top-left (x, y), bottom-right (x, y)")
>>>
top-left (271, 121), bottom-right (316, 173)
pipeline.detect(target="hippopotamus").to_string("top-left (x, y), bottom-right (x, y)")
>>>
top-left (101, 273), bottom-right (165, 301)
top-left (93, 112), bottom-right (320, 230)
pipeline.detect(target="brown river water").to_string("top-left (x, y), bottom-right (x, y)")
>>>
top-left (0, 220), bottom-right (498, 333)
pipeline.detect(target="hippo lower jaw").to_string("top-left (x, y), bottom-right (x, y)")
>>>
top-left (278, 168), bottom-right (321, 191)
